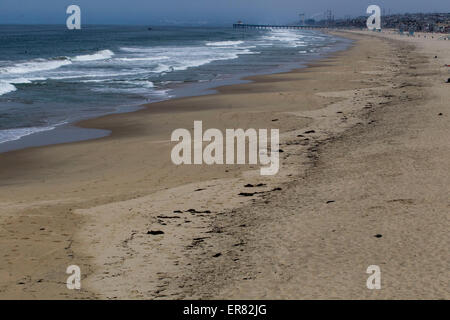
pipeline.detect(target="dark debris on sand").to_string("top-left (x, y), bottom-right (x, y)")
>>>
top-left (147, 230), bottom-right (165, 235)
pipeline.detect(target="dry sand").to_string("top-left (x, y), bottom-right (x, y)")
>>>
top-left (0, 31), bottom-right (448, 299)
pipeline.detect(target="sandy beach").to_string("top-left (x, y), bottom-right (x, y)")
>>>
top-left (0, 30), bottom-right (448, 299)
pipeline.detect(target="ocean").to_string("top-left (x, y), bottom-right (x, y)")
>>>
top-left (0, 25), bottom-right (349, 150)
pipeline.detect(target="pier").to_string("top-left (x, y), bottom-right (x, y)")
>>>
top-left (233, 24), bottom-right (326, 30)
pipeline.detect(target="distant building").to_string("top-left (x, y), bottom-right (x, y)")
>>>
top-left (321, 12), bottom-right (450, 33)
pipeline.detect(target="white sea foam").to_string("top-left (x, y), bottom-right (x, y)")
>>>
top-left (0, 126), bottom-right (56, 144)
top-left (80, 79), bottom-right (114, 83)
top-left (84, 79), bottom-right (155, 88)
top-left (92, 85), bottom-right (166, 96)
top-left (50, 70), bottom-right (149, 80)
top-left (120, 47), bottom-right (155, 53)
top-left (0, 59), bottom-right (72, 75)
top-left (72, 49), bottom-right (115, 62)
top-left (262, 29), bottom-right (306, 47)
top-left (132, 80), bottom-right (154, 88)
top-left (0, 50), bottom-right (114, 79)
top-left (206, 40), bottom-right (244, 46)
top-left (116, 56), bottom-right (169, 62)
top-left (0, 77), bottom-right (46, 96)
top-left (0, 81), bottom-right (17, 96)
top-left (8, 77), bottom-right (47, 84)
top-left (118, 46), bottom-right (257, 75)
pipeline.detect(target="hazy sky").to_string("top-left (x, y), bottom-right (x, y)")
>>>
top-left (0, 0), bottom-right (448, 25)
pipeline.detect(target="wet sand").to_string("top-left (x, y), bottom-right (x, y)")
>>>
top-left (0, 31), bottom-right (448, 299)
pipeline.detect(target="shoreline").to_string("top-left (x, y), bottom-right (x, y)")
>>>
top-left (0, 30), bottom-right (448, 299)
top-left (0, 32), bottom-right (351, 154)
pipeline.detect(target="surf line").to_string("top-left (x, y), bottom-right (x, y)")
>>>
top-left (171, 121), bottom-right (280, 176)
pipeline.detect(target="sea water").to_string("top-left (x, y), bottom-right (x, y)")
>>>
top-left (0, 25), bottom-right (348, 149)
